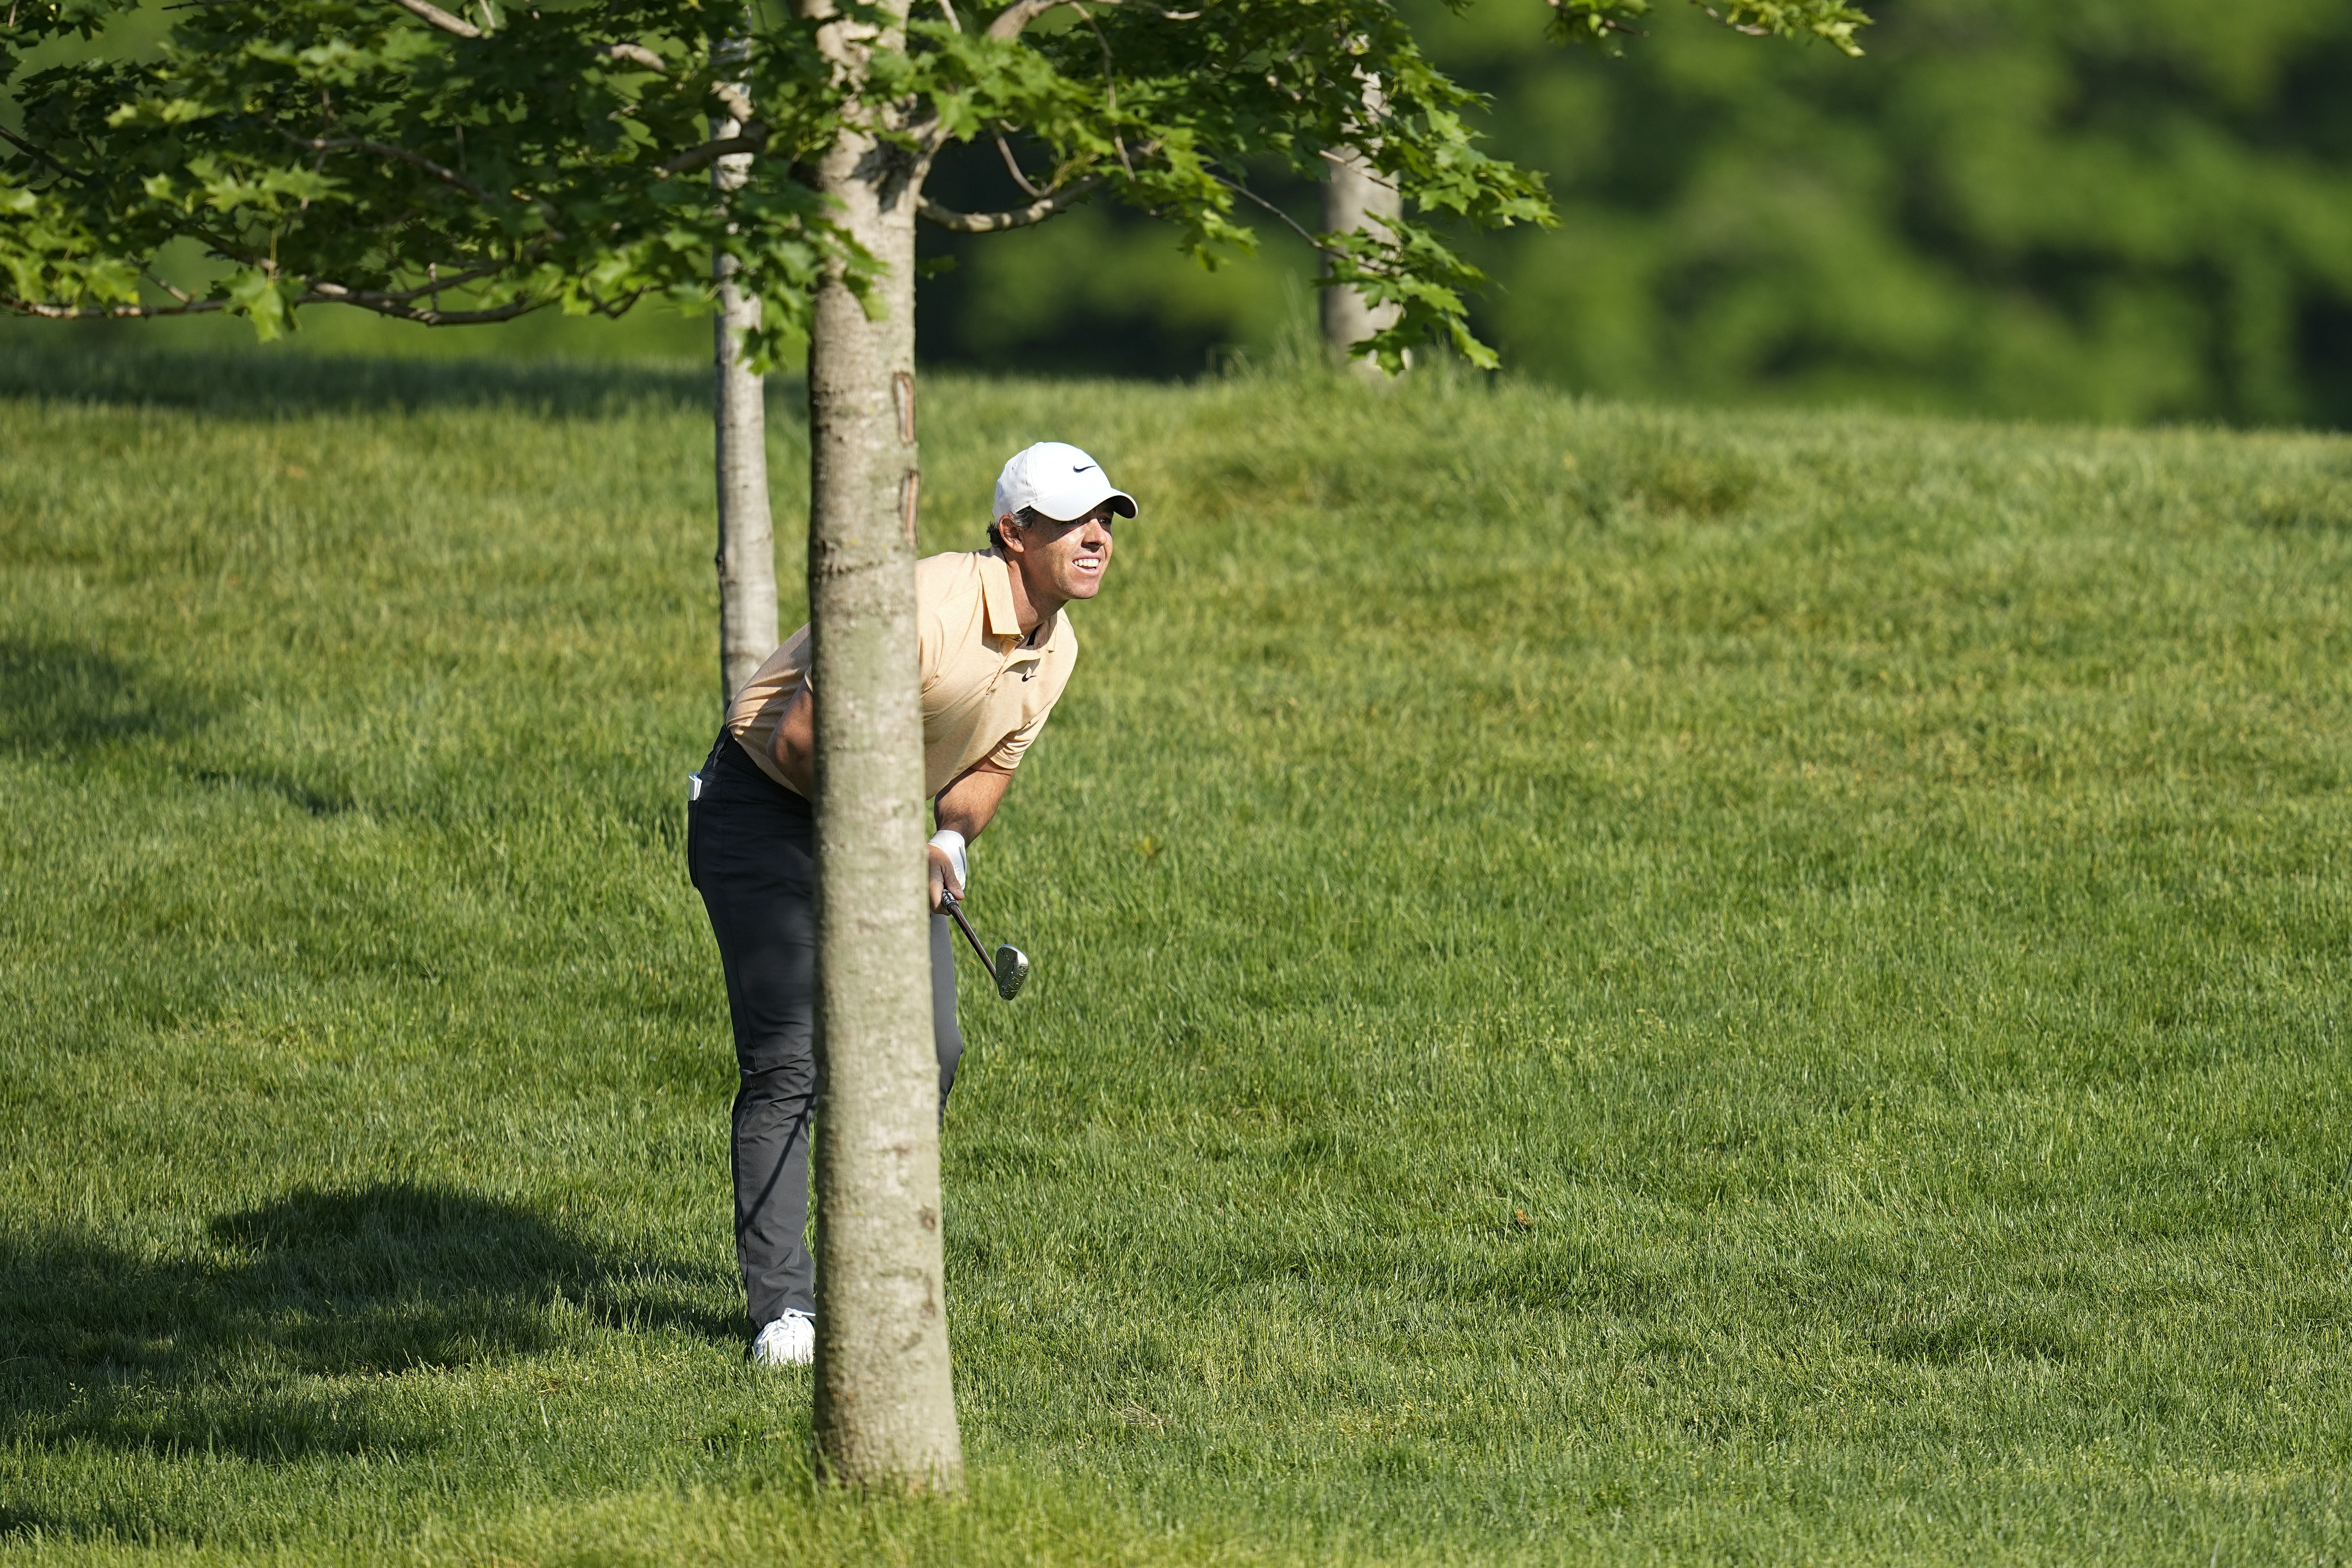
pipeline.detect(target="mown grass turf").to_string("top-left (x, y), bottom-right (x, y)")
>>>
top-left (2, 347), bottom-right (2350, 1565)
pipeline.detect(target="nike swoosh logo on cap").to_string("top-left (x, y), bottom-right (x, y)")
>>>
top-left (1072, 463), bottom-right (1096, 472)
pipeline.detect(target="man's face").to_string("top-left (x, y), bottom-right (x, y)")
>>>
top-left (1006, 503), bottom-right (1118, 603)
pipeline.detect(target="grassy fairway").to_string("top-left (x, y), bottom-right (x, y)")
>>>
top-left (2, 349), bottom-right (2348, 1565)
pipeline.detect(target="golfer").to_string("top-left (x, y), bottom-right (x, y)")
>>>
top-left (687, 440), bottom-right (1132, 1368)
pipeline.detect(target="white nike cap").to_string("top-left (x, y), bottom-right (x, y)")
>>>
top-left (993, 441), bottom-right (1138, 524)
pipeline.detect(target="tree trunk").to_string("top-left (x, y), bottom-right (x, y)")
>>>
top-left (802, 0), bottom-right (964, 1494)
top-left (1320, 143), bottom-right (1402, 379)
top-left (713, 112), bottom-right (778, 703)
top-left (1320, 66), bottom-right (1401, 380)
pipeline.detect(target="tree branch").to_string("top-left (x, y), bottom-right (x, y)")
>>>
top-left (1208, 169), bottom-right (1324, 252)
top-left (985, 0), bottom-right (1195, 41)
top-left (388, 0), bottom-right (483, 40)
top-left (8, 298), bottom-right (230, 320)
top-left (277, 130), bottom-right (499, 206)
top-left (1070, 8), bottom-right (1144, 175)
top-left (656, 126), bottom-right (769, 177)
top-left (1689, 1), bottom-right (1769, 34)
top-left (140, 271), bottom-right (195, 305)
top-left (986, 0), bottom-right (1064, 41)
top-left (304, 280), bottom-right (546, 323)
top-left (602, 42), bottom-right (667, 70)
top-left (0, 123), bottom-right (84, 179)
top-left (1318, 145), bottom-right (1398, 195)
top-left (917, 174), bottom-right (1102, 231)
top-left (994, 132), bottom-right (1044, 197)
top-left (1548, 0), bottom-right (1645, 37)
top-left (7, 282), bottom-right (555, 326)
top-left (322, 258), bottom-right (513, 303)
top-left (711, 80), bottom-right (757, 124)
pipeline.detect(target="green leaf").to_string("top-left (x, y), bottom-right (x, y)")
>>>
top-left (224, 265), bottom-right (289, 340)
top-left (0, 0), bottom-right (1863, 375)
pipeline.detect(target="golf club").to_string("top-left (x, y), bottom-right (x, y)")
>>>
top-left (937, 886), bottom-right (1031, 1001)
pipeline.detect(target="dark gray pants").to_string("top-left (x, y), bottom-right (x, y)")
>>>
top-left (687, 733), bottom-right (963, 1328)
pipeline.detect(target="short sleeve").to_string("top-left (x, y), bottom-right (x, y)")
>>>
top-left (917, 597), bottom-right (944, 688)
top-left (914, 554), bottom-right (964, 690)
top-left (986, 703), bottom-right (1055, 772)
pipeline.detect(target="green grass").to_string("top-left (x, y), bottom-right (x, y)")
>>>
top-left (3, 345), bottom-right (2351, 1565)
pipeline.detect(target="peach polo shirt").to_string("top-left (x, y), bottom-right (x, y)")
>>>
top-left (725, 548), bottom-right (1079, 800)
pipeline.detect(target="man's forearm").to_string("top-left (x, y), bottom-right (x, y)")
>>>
top-left (932, 801), bottom-right (990, 841)
top-left (933, 764), bottom-right (1013, 841)
top-left (927, 765), bottom-right (1010, 907)
top-left (771, 686), bottom-right (816, 796)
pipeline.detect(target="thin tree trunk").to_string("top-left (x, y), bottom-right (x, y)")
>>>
top-left (1320, 70), bottom-right (1401, 379)
top-left (801, 0), bottom-right (964, 1494)
top-left (1320, 145), bottom-right (1401, 378)
top-left (713, 109), bottom-right (777, 703)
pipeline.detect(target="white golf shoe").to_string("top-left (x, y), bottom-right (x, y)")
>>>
top-left (750, 1310), bottom-right (815, 1368)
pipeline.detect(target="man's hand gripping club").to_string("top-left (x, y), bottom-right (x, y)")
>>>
top-left (927, 761), bottom-right (1011, 909)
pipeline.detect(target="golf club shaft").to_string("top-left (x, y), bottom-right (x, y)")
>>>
top-left (938, 889), bottom-right (998, 984)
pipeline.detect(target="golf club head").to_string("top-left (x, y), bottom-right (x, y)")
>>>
top-left (993, 944), bottom-right (1031, 1001)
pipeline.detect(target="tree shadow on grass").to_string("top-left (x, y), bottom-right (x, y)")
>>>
top-left (0, 639), bottom-right (222, 758)
top-left (0, 343), bottom-right (803, 423)
top-left (0, 1183), bottom-right (736, 1465)
top-left (0, 637), bottom-right (358, 813)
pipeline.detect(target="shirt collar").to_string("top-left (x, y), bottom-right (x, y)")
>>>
top-left (980, 549), bottom-right (1022, 640)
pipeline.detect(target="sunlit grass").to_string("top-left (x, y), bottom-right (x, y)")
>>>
top-left (2, 346), bottom-right (2349, 1564)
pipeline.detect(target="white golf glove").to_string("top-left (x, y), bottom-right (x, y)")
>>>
top-left (927, 829), bottom-right (968, 895)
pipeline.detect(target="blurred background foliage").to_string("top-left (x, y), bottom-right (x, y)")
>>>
top-left (9, 0), bottom-right (2352, 428)
top-left (920, 0), bottom-right (2352, 428)
top-left (1442, 0), bottom-right (2352, 428)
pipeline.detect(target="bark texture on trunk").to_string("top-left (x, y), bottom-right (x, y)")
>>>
top-left (802, 0), bottom-right (964, 1494)
top-left (1320, 143), bottom-right (1402, 379)
top-left (713, 117), bottom-right (778, 703)
top-left (1320, 68), bottom-right (1401, 380)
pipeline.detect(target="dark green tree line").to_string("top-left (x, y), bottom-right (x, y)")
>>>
top-left (1443, 0), bottom-right (2352, 426)
top-left (919, 0), bottom-right (2352, 428)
